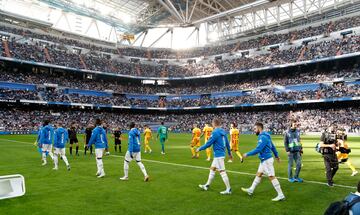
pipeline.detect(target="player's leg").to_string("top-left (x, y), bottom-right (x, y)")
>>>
top-left (190, 142), bottom-right (196, 158)
top-left (41, 144), bottom-right (51, 165)
top-left (53, 148), bottom-right (59, 170)
top-left (217, 158), bottom-right (231, 194)
top-left (264, 158), bottom-right (285, 201)
top-left (120, 151), bottom-right (132, 180)
top-left (75, 140), bottom-right (79, 156)
top-left (95, 148), bottom-right (105, 178)
top-left (242, 162), bottom-right (264, 195)
top-left (233, 142), bottom-right (243, 162)
top-left (199, 165), bottom-right (216, 191)
top-left (114, 140), bottom-right (118, 152)
top-left (60, 148), bottom-right (70, 171)
top-left (294, 152), bottom-right (303, 182)
top-left (206, 148), bottom-right (211, 161)
top-left (90, 145), bottom-right (93, 155)
top-left (119, 141), bottom-right (122, 153)
top-left (69, 140), bottom-right (73, 155)
top-left (196, 141), bottom-right (200, 158)
top-left (346, 159), bottom-right (358, 176)
top-left (135, 153), bottom-right (149, 181)
top-left (160, 138), bottom-right (165, 154)
top-left (287, 152), bottom-right (294, 182)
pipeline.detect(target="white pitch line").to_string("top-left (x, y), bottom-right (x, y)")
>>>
top-left (0, 138), bottom-right (356, 189)
top-left (107, 154), bottom-right (356, 189)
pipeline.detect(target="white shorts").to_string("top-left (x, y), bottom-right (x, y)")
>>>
top-left (125, 151), bottom-right (141, 162)
top-left (211, 157), bottom-right (225, 171)
top-left (42, 144), bottom-right (52, 152)
top-left (54, 147), bottom-right (65, 156)
top-left (257, 157), bottom-right (275, 176)
top-left (95, 148), bottom-right (104, 158)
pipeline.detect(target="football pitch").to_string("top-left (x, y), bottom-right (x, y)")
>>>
top-left (0, 134), bottom-right (359, 215)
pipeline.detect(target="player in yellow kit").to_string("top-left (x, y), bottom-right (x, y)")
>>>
top-left (191, 124), bottom-right (202, 159)
top-left (143, 125), bottom-right (152, 153)
top-left (228, 122), bottom-right (243, 163)
top-left (201, 123), bottom-right (213, 161)
top-left (336, 129), bottom-right (358, 176)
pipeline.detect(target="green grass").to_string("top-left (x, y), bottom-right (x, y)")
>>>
top-left (0, 133), bottom-right (359, 215)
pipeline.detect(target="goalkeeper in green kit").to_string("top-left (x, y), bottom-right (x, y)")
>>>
top-left (157, 122), bottom-right (168, 155)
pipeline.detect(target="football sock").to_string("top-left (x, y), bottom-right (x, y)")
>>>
top-left (53, 154), bottom-right (58, 168)
top-left (347, 161), bottom-right (356, 172)
top-left (124, 161), bottom-right (129, 178)
top-left (206, 170), bottom-right (216, 186)
top-left (161, 143), bottom-right (165, 153)
top-left (69, 146), bottom-right (73, 155)
top-left (271, 178), bottom-right (284, 196)
top-left (249, 176), bottom-right (261, 193)
top-left (90, 146), bottom-right (93, 154)
top-left (220, 171), bottom-right (231, 190)
top-left (119, 145), bottom-right (121, 152)
top-left (62, 155), bottom-right (69, 166)
top-left (206, 149), bottom-right (211, 159)
top-left (235, 151), bottom-right (243, 159)
top-left (114, 145), bottom-right (117, 152)
top-left (191, 147), bottom-right (196, 156)
top-left (137, 162), bottom-right (148, 177)
top-left (96, 157), bottom-right (103, 174)
top-left (76, 146), bottom-right (79, 155)
top-left (42, 152), bottom-right (47, 163)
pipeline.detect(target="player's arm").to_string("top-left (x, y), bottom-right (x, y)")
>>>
top-left (65, 130), bottom-right (69, 145)
top-left (244, 137), bottom-right (266, 157)
top-left (225, 135), bottom-right (232, 158)
top-left (270, 141), bottom-right (280, 162)
top-left (197, 133), bottom-right (217, 152)
top-left (87, 129), bottom-right (97, 148)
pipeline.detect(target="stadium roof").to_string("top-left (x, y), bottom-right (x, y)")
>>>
top-left (37, 0), bottom-right (259, 34)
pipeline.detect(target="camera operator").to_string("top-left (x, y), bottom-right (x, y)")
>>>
top-left (319, 124), bottom-right (339, 187)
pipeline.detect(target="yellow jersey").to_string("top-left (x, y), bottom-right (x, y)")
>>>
top-left (230, 128), bottom-right (239, 143)
top-left (144, 128), bottom-right (152, 138)
top-left (203, 126), bottom-right (213, 141)
top-left (192, 128), bottom-right (201, 139)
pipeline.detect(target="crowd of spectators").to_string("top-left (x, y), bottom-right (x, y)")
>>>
top-left (4, 34), bottom-right (360, 77)
top-left (0, 63), bottom-right (359, 94)
top-left (117, 15), bottom-right (360, 59)
top-left (0, 89), bottom-right (38, 100)
top-left (0, 14), bottom-right (359, 78)
top-left (0, 108), bottom-right (359, 134)
top-left (0, 80), bottom-right (358, 107)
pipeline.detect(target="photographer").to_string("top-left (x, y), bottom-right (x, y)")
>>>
top-left (319, 125), bottom-right (339, 187)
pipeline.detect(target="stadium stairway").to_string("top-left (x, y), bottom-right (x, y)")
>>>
top-left (79, 55), bottom-right (88, 70)
top-left (2, 40), bottom-right (11, 57)
top-left (43, 47), bottom-right (51, 62)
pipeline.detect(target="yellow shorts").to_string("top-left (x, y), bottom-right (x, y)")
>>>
top-left (337, 153), bottom-right (349, 160)
top-left (231, 140), bottom-right (239, 151)
top-left (191, 138), bottom-right (200, 147)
